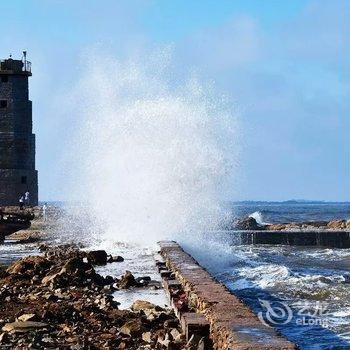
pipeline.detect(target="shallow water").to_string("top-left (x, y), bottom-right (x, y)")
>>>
top-left (0, 241), bottom-right (39, 266)
top-left (92, 243), bottom-right (168, 310)
top-left (0, 240), bottom-right (167, 311)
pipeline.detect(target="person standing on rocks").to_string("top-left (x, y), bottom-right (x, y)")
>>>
top-left (42, 203), bottom-right (47, 222)
top-left (24, 191), bottom-right (30, 207)
top-left (19, 196), bottom-right (24, 210)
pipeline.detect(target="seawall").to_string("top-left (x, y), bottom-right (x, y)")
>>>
top-left (158, 241), bottom-right (296, 350)
top-left (234, 230), bottom-right (350, 248)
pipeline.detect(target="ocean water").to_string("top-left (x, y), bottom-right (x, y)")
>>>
top-left (230, 201), bottom-right (350, 224)
top-left (185, 202), bottom-right (350, 350)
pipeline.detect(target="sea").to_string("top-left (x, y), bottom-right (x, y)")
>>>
top-left (1, 201), bottom-right (350, 349)
top-left (185, 201), bottom-right (350, 350)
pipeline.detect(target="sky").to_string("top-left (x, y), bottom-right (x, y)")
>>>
top-left (0, 0), bottom-right (349, 201)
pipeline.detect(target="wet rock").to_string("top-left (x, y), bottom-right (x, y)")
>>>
top-left (6, 256), bottom-right (52, 275)
top-left (107, 255), bottom-right (124, 263)
top-left (2, 321), bottom-right (48, 333)
top-left (63, 257), bottom-right (93, 274)
top-left (87, 250), bottom-right (108, 265)
top-left (135, 276), bottom-right (151, 286)
top-left (148, 280), bottom-right (162, 289)
top-left (131, 300), bottom-right (164, 312)
top-left (38, 243), bottom-right (49, 252)
top-left (119, 319), bottom-right (145, 337)
top-left (105, 275), bottom-right (114, 284)
top-left (233, 217), bottom-right (265, 230)
top-left (118, 270), bottom-right (137, 289)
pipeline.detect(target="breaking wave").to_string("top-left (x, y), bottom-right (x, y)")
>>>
top-left (63, 51), bottom-right (238, 245)
top-left (249, 211), bottom-right (269, 225)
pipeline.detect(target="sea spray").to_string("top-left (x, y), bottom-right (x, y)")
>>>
top-left (63, 52), bottom-right (238, 246)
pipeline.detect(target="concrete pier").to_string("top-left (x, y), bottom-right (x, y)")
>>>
top-left (159, 241), bottom-right (296, 350)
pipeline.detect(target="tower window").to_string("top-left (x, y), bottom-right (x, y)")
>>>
top-left (0, 100), bottom-right (7, 108)
top-left (21, 176), bottom-right (27, 184)
top-left (1, 76), bottom-right (8, 83)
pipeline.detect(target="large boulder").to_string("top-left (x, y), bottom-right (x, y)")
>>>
top-left (233, 217), bottom-right (264, 230)
top-left (42, 258), bottom-right (95, 286)
top-left (87, 250), bottom-right (108, 265)
top-left (118, 271), bottom-right (137, 289)
top-left (62, 257), bottom-right (93, 274)
top-left (6, 256), bottom-right (52, 275)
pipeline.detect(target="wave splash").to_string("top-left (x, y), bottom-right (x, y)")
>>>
top-left (64, 52), bottom-right (237, 245)
top-left (249, 211), bottom-right (269, 225)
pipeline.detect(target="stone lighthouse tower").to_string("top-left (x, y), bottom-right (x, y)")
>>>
top-left (0, 53), bottom-right (38, 206)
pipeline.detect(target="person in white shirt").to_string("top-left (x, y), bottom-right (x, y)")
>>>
top-left (42, 203), bottom-right (47, 222)
top-left (24, 191), bottom-right (30, 206)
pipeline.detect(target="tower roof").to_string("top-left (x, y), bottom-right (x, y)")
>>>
top-left (0, 58), bottom-right (31, 76)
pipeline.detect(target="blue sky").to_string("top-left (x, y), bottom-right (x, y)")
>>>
top-left (0, 0), bottom-right (349, 201)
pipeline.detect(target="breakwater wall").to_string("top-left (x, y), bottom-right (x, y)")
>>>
top-left (235, 230), bottom-right (350, 248)
top-left (158, 241), bottom-right (296, 350)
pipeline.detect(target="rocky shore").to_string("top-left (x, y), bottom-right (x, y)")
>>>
top-left (0, 244), bottom-right (187, 349)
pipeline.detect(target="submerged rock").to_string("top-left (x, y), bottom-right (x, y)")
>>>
top-left (107, 255), bottom-right (124, 263)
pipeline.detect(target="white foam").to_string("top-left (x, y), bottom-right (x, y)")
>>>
top-left (248, 211), bottom-right (269, 225)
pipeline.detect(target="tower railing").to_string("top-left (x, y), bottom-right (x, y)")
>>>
top-left (23, 60), bottom-right (31, 73)
top-left (0, 59), bottom-right (31, 73)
